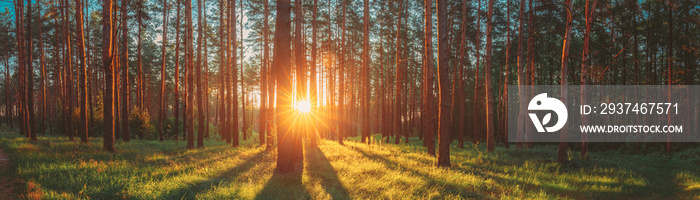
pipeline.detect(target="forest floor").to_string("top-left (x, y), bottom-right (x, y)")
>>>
top-left (0, 127), bottom-right (698, 199)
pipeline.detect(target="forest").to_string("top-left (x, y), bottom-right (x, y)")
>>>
top-left (0, 0), bottom-right (699, 198)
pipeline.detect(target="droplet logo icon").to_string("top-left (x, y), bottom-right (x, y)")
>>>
top-left (528, 93), bottom-right (568, 133)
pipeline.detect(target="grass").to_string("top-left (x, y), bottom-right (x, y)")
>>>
top-left (0, 127), bottom-right (699, 199)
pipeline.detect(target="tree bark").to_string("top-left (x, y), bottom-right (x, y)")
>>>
top-left (423, 0), bottom-right (435, 156)
top-left (338, 0), bottom-right (346, 145)
top-left (558, 0), bottom-right (572, 163)
top-left (581, 0), bottom-right (596, 158)
top-left (196, 0), bottom-right (204, 147)
top-left (186, 0), bottom-right (195, 149)
top-left (436, 0), bottom-right (450, 167)
top-left (76, 0), bottom-right (88, 143)
top-left (121, 0), bottom-right (131, 142)
top-left (265, 0), bottom-right (274, 149)
top-left (161, 0), bottom-right (170, 142)
top-left (516, 0), bottom-right (526, 150)
top-left (485, 0), bottom-right (495, 152)
top-left (274, 0), bottom-right (300, 173)
top-left (230, 0), bottom-right (239, 147)
top-left (103, 0), bottom-right (115, 152)
top-left (362, 0), bottom-right (370, 143)
top-left (394, 0), bottom-right (403, 145)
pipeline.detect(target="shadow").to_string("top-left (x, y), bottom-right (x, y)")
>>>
top-left (254, 169), bottom-right (308, 200)
top-left (346, 143), bottom-right (483, 199)
top-left (163, 149), bottom-right (268, 199)
top-left (305, 146), bottom-right (351, 200)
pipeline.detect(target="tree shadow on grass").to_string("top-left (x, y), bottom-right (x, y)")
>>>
top-left (346, 144), bottom-right (483, 199)
top-left (163, 149), bottom-right (267, 199)
top-left (254, 168), bottom-right (308, 200)
top-left (305, 146), bottom-right (351, 200)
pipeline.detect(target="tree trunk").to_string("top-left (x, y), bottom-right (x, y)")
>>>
top-left (220, 0), bottom-right (228, 143)
top-left (196, 0), bottom-right (204, 147)
top-left (423, 0), bottom-right (435, 156)
top-left (185, 0), bottom-right (195, 149)
top-left (308, 0), bottom-right (318, 148)
top-left (230, 0), bottom-right (239, 147)
top-left (274, 0), bottom-right (300, 173)
top-left (558, 0), bottom-right (572, 163)
top-left (502, 0), bottom-right (510, 149)
top-left (26, 0), bottom-right (36, 141)
top-left (457, 0), bottom-right (467, 150)
top-left (103, 0), bottom-right (115, 152)
top-left (485, 0), bottom-right (495, 152)
top-left (516, 0), bottom-right (525, 150)
top-left (260, 0), bottom-right (270, 147)
top-left (362, 0), bottom-right (370, 143)
top-left (76, 0), bottom-right (88, 143)
top-left (265, 0), bottom-right (274, 149)
top-left (121, 0), bottom-right (131, 142)
top-left (160, 0), bottom-right (170, 142)
top-left (338, 0), bottom-right (346, 145)
top-left (394, 0), bottom-right (403, 145)
top-left (581, 0), bottom-right (596, 158)
top-left (137, 1), bottom-right (144, 110)
top-left (436, 0), bottom-right (450, 167)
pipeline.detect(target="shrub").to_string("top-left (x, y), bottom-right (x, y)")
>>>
top-left (129, 107), bottom-right (155, 140)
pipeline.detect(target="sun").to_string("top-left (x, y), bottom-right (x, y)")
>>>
top-left (294, 99), bottom-right (311, 114)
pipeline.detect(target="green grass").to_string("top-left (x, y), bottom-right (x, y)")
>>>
top-left (0, 127), bottom-right (699, 199)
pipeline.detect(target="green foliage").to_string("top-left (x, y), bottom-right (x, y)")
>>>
top-left (129, 107), bottom-right (155, 140)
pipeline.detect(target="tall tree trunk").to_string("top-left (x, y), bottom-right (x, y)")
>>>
top-left (137, 1), bottom-right (144, 110)
top-left (581, 0), bottom-right (596, 158)
top-left (485, 0), bottom-right (495, 152)
top-left (186, 0), bottom-right (195, 149)
top-left (394, 0), bottom-right (403, 145)
top-left (241, 11), bottom-right (247, 141)
top-left (26, 0), bottom-right (36, 141)
top-left (307, 0), bottom-right (318, 148)
top-left (275, 0), bottom-right (300, 173)
top-left (77, 0), bottom-right (88, 143)
top-left (502, 0), bottom-right (510, 149)
top-left (172, 0), bottom-right (181, 141)
top-left (293, 0), bottom-right (304, 164)
top-left (436, 0), bottom-right (450, 167)
top-left (473, 0), bottom-right (481, 144)
top-left (219, 0), bottom-right (228, 143)
top-left (122, 0), bottom-right (131, 142)
top-left (423, 0), bottom-right (435, 156)
top-left (457, 0), bottom-right (467, 150)
top-left (516, 0), bottom-right (525, 150)
top-left (196, 0), bottom-right (204, 147)
top-left (337, 0), bottom-right (345, 145)
top-left (558, 0), bottom-right (572, 163)
top-left (361, 0), bottom-right (370, 143)
top-left (265, 0), bottom-right (274, 149)
top-left (64, 0), bottom-right (73, 141)
top-left (260, 0), bottom-right (270, 147)
top-left (14, 0), bottom-right (25, 137)
top-left (103, 0), bottom-right (115, 152)
top-left (203, 0), bottom-right (210, 140)
top-left (230, 0), bottom-right (239, 147)
top-left (38, 0), bottom-right (46, 135)
top-left (161, 0), bottom-right (170, 142)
